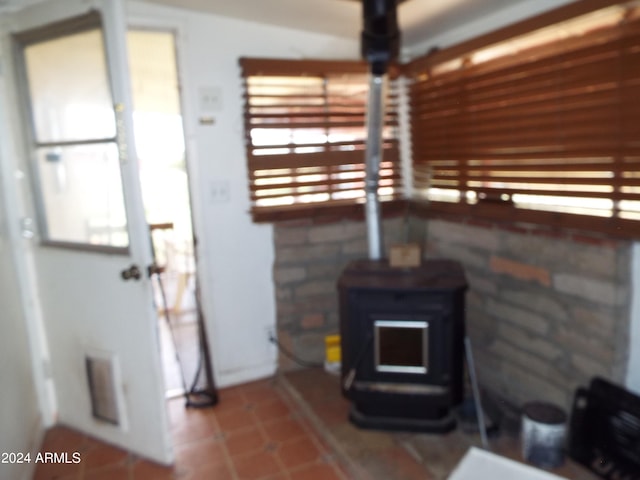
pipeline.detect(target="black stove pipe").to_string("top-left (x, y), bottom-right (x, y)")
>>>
top-left (362, 0), bottom-right (400, 76)
top-left (361, 0), bottom-right (399, 260)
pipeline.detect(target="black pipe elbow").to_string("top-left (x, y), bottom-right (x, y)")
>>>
top-left (361, 0), bottom-right (400, 75)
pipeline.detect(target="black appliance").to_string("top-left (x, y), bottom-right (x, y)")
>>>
top-left (569, 377), bottom-right (640, 479)
top-left (338, 259), bottom-right (467, 432)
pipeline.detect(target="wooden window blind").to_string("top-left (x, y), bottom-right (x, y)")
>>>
top-left (407, 1), bottom-right (640, 236)
top-left (240, 58), bottom-right (401, 222)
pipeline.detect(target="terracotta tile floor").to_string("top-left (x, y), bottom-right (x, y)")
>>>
top-left (34, 377), bottom-right (351, 480)
top-left (34, 369), bottom-right (602, 480)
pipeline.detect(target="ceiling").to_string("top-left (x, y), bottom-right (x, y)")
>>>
top-left (0, 0), bottom-right (563, 52)
top-left (137, 0), bottom-right (538, 50)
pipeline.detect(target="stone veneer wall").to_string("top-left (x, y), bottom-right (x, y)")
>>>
top-left (410, 216), bottom-right (632, 411)
top-left (273, 216), bottom-right (406, 369)
top-left (273, 213), bottom-right (633, 413)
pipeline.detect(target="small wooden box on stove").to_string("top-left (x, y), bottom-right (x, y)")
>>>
top-left (389, 243), bottom-right (421, 268)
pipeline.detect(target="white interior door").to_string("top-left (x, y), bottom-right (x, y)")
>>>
top-left (7, 0), bottom-right (172, 463)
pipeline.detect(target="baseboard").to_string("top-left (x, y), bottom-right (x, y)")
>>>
top-left (216, 361), bottom-right (277, 389)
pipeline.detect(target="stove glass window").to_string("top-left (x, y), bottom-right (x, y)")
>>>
top-left (374, 320), bottom-right (429, 374)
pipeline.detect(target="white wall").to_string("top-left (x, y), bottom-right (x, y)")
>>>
top-left (0, 217), bottom-right (40, 479)
top-left (127, 2), bottom-right (360, 387)
top-left (0, 57), bottom-right (44, 480)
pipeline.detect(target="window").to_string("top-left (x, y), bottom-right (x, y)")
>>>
top-left (407, 1), bottom-right (640, 236)
top-left (240, 58), bottom-right (401, 222)
top-left (14, 12), bottom-right (129, 249)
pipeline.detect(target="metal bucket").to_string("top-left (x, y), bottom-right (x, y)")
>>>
top-left (521, 402), bottom-right (567, 469)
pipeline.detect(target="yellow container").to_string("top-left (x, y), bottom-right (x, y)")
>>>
top-left (324, 334), bottom-right (341, 364)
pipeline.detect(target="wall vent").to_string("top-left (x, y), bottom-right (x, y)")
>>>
top-left (85, 355), bottom-right (120, 426)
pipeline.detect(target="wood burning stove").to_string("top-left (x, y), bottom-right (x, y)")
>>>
top-left (339, 258), bottom-right (467, 432)
top-left (346, 0), bottom-right (464, 433)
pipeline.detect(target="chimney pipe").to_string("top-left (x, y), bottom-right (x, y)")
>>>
top-left (364, 74), bottom-right (387, 260)
top-left (361, 0), bottom-right (399, 260)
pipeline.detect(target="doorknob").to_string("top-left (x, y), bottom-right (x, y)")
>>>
top-left (121, 264), bottom-right (141, 281)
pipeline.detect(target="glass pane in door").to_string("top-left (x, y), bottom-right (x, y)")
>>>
top-left (18, 15), bottom-right (130, 249)
top-left (24, 28), bottom-right (116, 143)
top-left (36, 143), bottom-right (128, 246)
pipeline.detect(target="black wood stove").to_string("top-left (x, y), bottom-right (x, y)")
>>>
top-left (338, 259), bottom-right (467, 432)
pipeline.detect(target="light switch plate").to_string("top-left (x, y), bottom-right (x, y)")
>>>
top-left (199, 86), bottom-right (222, 112)
top-left (210, 180), bottom-right (230, 203)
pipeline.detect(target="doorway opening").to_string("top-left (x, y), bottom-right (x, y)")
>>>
top-left (126, 28), bottom-right (214, 404)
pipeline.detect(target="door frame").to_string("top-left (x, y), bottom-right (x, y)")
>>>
top-left (127, 12), bottom-right (219, 386)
